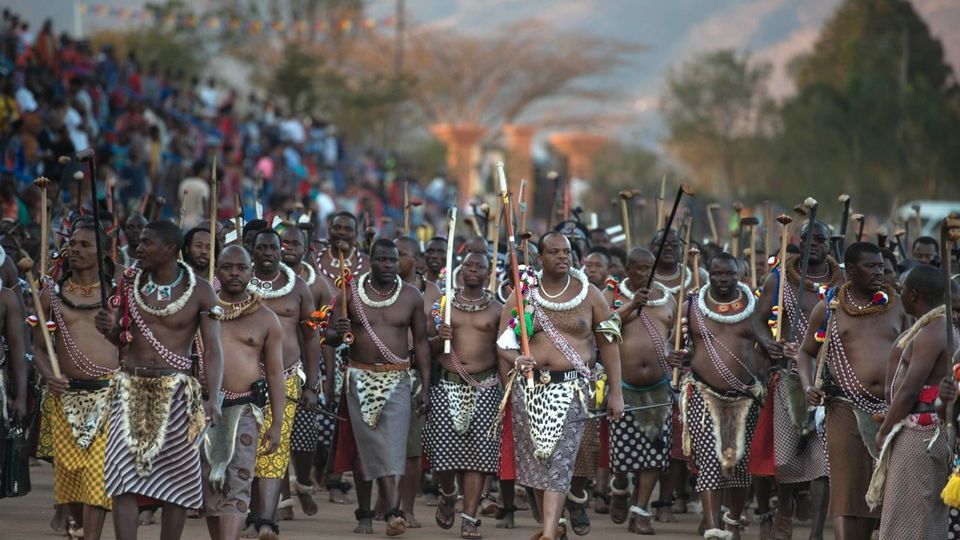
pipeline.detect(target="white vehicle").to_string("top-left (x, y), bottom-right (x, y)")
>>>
top-left (897, 200), bottom-right (960, 238)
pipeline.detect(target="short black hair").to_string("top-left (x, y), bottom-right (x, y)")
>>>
top-left (427, 236), bottom-right (447, 245)
top-left (144, 220), bottom-right (183, 250)
top-left (537, 230), bottom-right (568, 254)
top-left (182, 226), bottom-right (218, 260)
top-left (394, 236), bottom-right (420, 254)
top-left (370, 238), bottom-right (398, 256)
top-left (254, 228), bottom-right (281, 246)
top-left (327, 211), bottom-right (358, 228)
top-left (708, 251), bottom-right (739, 269)
top-left (608, 246), bottom-right (627, 265)
top-left (880, 248), bottom-right (898, 269)
top-left (586, 246), bottom-right (611, 264)
top-left (799, 220), bottom-right (831, 238)
top-left (243, 219), bottom-right (268, 237)
top-left (844, 241), bottom-right (882, 266)
top-left (626, 246), bottom-right (654, 264)
top-left (903, 264), bottom-right (945, 305)
top-left (912, 236), bottom-right (938, 252)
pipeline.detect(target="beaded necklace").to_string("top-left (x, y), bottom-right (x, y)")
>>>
top-left (127, 286), bottom-right (193, 370)
top-left (297, 262), bottom-right (317, 286)
top-left (50, 291), bottom-right (117, 378)
top-left (836, 282), bottom-right (894, 317)
top-left (824, 309), bottom-right (887, 414)
top-left (316, 246), bottom-right (364, 281)
top-left (248, 263), bottom-right (296, 299)
top-left (638, 311), bottom-right (669, 375)
top-left (785, 255), bottom-right (842, 292)
top-left (453, 289), bottom-right (494, 312)
top-left (349, 278), bottom-right (409, 365)
top-left (133, 263), bottom-right (197, 318)
top-left (656, 268), bottom-right (692, 295)
top-left (357, 272), bottom-right (402, 308)
top-left (618, 279), bottom-right (671, 307)
top-left (531, 296), bottom-right (594, 380)
top-left (448, 348), bottom-right (500, 388)
top-left (697, 283), bottom-right (756, 324)
top-left (217, 293), bottom-right (264, 321)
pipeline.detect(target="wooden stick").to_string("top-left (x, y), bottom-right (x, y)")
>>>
top-left (209, 154), bottom-right (217, 284)
top-left (518, 178), bottom-right (528, 243)
top-left (403, 181), bottom-right (410, 235)
top-left (789, 198), bottom-right (819, 343)
top-left (498, 162), bottom-right (533, 388)
top-left (27, 271), bottom-right (61, 377)
top-left (233, 193), bottom-right (243, 246)
top-left (741, 217), bottom-right (760, 290)
top-left (34, 177), bottom-right (50, 277)
top-left (337, 247), bottom-right (355, 345)
top-left (488, 202), bottom-right (502, 293)
top-left (706, 203), bottom-right (720, 245)
top-left (690, 247), bottom-right (701, 290)
top-left (645, 184), bottom-right (695, 290)
top-left (178, 190), bottom-right (188, 229)
top-left (731, 202), bottom-right (744, 258)
top-left (763, 200), bottom-right (773, 257)
top-left (774, 215), bottom-right (793, 346)
top-left (619, 190), bottom-right (635, 252)
top-left (672, 216), bottom-right (693, 388)
top-left (75, 148), bottom-right (109, 307)
top-left (656, 174), bottom-right (667, 229)
top-left (443, 208), bottom-right (457, 355)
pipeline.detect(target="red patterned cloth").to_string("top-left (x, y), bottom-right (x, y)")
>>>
top-left (498, 408), bottom-right (516, 481)
top-left (747, 377), bottom-right (777, 477)
top-left (598, 417), bottom-right (610, 469)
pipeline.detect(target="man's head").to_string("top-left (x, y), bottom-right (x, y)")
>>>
top-left (708, 252), bottom-right (740, 298)
top-left (252, 228), bottom-right (282, 273)
top-left (901, 264), bottom-right (944, 318)
top-left (370, 239), bottom-right (399, 283)
top-left (911, 236), bottom-right (938, 266)
top-left (217, 245), bottom-right (253, 296)
top-left (459, 251), bottom-right (491, 290)
top-left (182, 227), bottom-right (213, 273)
top-left (137, 221), bottom-right (183, 271)
top-left (124, 213), bottom-right (148, 249)
top-left (608, 246), bottom-right (627, 280)
top-left (462, 235), bottom-right (488, 255)
top-left (843, 242), bottom-right (884, 292)
top-left (625, 247), bottom-right (655, 288)
top-left (66, 218), bottom-right (110, 275)
top-left (327, 211), bottom-right (358, 248)
top-left (589, 228), bottom-right (611, 248)
top-left (424, 237), bottom-right (448, 274)
top-left (395, 236), bottom-right (421, 277)
top-left (799, 221), bottom-right (831, 266)
top-left (881, 249), bottom-right (899, 291)
top-left (582, 248), bottom-right (611, 288)
top-left (649, 229), bottom-right (681, 268)
top-left (280, 226), bottom-right (307, 267)
top-left (538, 231), bottom-right (572, 278)
top-left (242, 219), bottom-right (268, 254)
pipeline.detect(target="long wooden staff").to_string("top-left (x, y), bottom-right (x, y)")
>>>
top-left (27, 271), bottom-right (61, 377)
top-left (788, 198), bottom-right (819, 343)
top-left (337, 242), bottom-right (355, 345)
top-left (644, 184), bottom-right (694, 292)
top-left (178, 190), bottom-right (188, 229)
top-left (741, 216), bottom-right (760, 290)
top-left (488, 202), bottom-right (502, 293)
top-left (706, 203), bottom-right (720, 245)
top-left (403, 181), bottom-right (411, 236)
top-left (942, 214), bottom-right (960, 446)
top-left (34, 176), bottom-right (50, 277)
top-left (763, 200), bottom-right (773, 257)
top-left (671, 216), bottom-right (693, 388)
top-left (209, 155), bottom-right (218, 284)
top-left (498, 162), bottom-right (533, 388)
top-left (443, 208), bottom-right (457, 355)
top-left (656, 174), bottom-right (667, 230)
top-left (731, 201), bottom-right (744, 259)
top-left (852, 214), bottom-right (865, 242)
top-left (233, 193), bottom-right (243, 246)
top-left (75, 148), bottom-right (108, 307)
top-left (838, 194), bottom-right (851, 253)
top-left (619, 190), bottom-right (635, 252)
top-left (690, 247), bottom-right (701, 290)
top-left (774, 215), bottom-right (793, 347)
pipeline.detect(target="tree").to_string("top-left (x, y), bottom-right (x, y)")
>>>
top-left (660, 50), bottom-right (776, 199)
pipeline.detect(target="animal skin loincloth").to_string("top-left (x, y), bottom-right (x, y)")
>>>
top-left (682, 377), bottom-right (764, 478)
top-left (622, 379), bottom-right (673, 442)
top-left (204, 402), bottom-right (263, 492)
top-left (440, 373), bottom-right (498, 435)
top-left (776, 370), bottom-right (814, 436)
top-left (60, 385), bottom-right (112, 450)
top-left (347, 364), bottom-right (409, 429)
top-left (112, 372), bottom-right (205, 477)
top-left (522, 378), bottom-right (587, 461)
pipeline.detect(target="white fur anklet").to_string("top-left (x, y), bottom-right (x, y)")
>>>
top-left (703, 528), bottom-right (733, 540)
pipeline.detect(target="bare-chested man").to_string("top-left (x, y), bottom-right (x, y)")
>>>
top-left (316, 212), bottom-right (369, 283)
top-left (245, 228), bottom-right (322, 539)
top-left (396, 236), bottom-right (442, 528)
top-left (870, 265), bottom-right (951, 539)
top-left (668, 252), bottom-right (767, 540)
top-left (280, 225), bottom-right (334, 516)
top-left (183, 227), bottom-right (215, 280)
top-left (753, 221), bottom-right (840, 539)
top-left (798, 242), bottom-right (908, 540)
top-left (34, 220), bottom-right (117, 540)
top-left (119, 213), bottom-right (147, 266)
top-left (603, 248), bottom-right (676, 535)
top-left (424, 237), bottom-right (448, 284)
top-left (330, 239), bottom-right (432, 536)
top-left (95, 220), bottom-right (224, 540)
top-left (498, 232), bottom-right (624, 540)
top-left (425, 252), bottom-right (503, 539)
top-left (202, 246), bottom-right (285, 540)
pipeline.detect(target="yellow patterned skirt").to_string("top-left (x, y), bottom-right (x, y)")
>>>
top-left (254, 375), bottom-right (300, 479)
top-left (36, 392), bottom-right (55, 460)
top-left (49, 392), bottom-right (112, 509)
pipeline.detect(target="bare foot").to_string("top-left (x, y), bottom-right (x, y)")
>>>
top-left (354, 517), bottom-right (374, 534)
top-left (50, 505), bottom-right (68, 533)
top-left (404, 514), bottom-right (422, 528)
top-left (496, 510), bottom-right (516, 529)
top-left (655, 506), bottom-right (675, 523)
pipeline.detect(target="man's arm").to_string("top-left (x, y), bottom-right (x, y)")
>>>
top-left (3, 289), bottom-right (28, 417)
top-left (28, 288), bottom-right (68, 394)
top-left (297, 280), bottom-right (321, 405)
top-left (261, 310), bottom-right (286, 454)
top-left (592, 289), bottom-right (624, 420)
top-left (797, 300), bottom-right (827, 403)
top-left (197, 282), bottom-right (223, 424)
top-left (877, 326), bottom-right (942, 444)
top-left (884, 343), bottom-right (904, 403)
top-left (752, 273), bottom-right (783, 364)
top-left (410, 292), bottom-right (432, 411)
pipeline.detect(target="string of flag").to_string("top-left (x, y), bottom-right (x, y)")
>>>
top-left (78, 3), bottom-right (396, 34)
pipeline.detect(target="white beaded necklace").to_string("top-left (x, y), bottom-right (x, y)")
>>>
top-left (697, 282), bottom-right (756, 324)
top-left (533, 268), bottom-right (589, 312)
top-left (619, 279), bottom-right (670, 307)
top-left (248, 263), bottom-right (296, 299)
top-left (298, 262), bottom-right (317, 286)
top-left (357, 272), bottom-right (403, 308)
top-left (658, 269), bottom-right (692, 295)
top-left (133, 263), bottom-right (197, 317)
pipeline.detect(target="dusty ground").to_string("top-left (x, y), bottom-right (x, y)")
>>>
top-left (0, 463), bottom-right (830, 539)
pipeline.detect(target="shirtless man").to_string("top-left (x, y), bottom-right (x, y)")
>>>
top-left (424, 237), bottom-right (448, 284)
top-left (95, 220), bottom-right (224, 540)
top-left (316, 212), bottom-right (369, 283)
top-left (582, 250), bottom-right (611, 289)
top-left (873, 265), bottom-right (950, 539)
top-left (245, 229), bottom-right (322, 539)
top-left (330, 239), bottom-right (432, 536)
top-left (498, 232), bottom-right (624, 540)
top-left (603, 248), bottom-right (676, 535)
top-left (426, 252), bottom-right (504, 539)
top-left (669, 252), bottom-right (767, 540)
top-left (183, 227), bottom-right (215, 280)
top-left (202, 246), bottom-right (285, 540)
top-left (798, 242), bottom-right (908, 540)
top-left (753, 221), bottom-right (840, 539)
top-left (35, 220), bottom-right (118, 540)
top-left (119, 213), bottom-right (147, 266)
top-left (280, 225), bottom-right (334, 516)
top-left (396, 236), bottom-right (442, 528)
